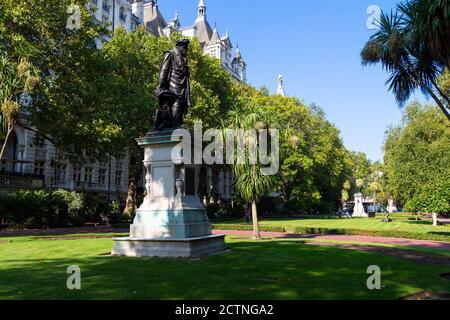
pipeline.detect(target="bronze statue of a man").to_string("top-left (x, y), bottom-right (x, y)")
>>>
top-left (154, 38), bottom-right (192, 131)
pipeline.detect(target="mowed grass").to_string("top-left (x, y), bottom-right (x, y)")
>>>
top-left (0, 234), bottom-right (449, 300)
top-left (213, 214), bottom-right (450, 241)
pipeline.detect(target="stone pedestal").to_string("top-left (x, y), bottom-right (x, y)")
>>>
top-left (387, 199), bottom-right (398, 214)
top-left (353, 193), bottom-right (368, 217)
top-left (112, 129), bottom-right (226, 258)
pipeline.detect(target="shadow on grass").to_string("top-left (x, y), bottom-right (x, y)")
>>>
top-left (405, 220), bottom-right (434, 225)
top-left (1, 240), bottom-right (449, 300)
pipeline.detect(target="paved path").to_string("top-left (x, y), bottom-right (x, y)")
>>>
top-left (1, 226), bottom-right (449, 251)
top-left (212, 230), bottom-right (450, 251)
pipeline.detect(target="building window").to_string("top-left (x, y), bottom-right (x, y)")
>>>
top-left (91, 0), bottom-right (98, 6)
top-left (119, 7), bottom-right (126, 22)
top-left (115, 171), bottom-right (122, 187)
top-left (34, 161), bottom-right (45, 176)
top-left (84, 167), bottom-right (93, 184)
top-left (57, 164), bottom-right (66, 182)
top-left (0, 160), bottom-right (6, 174)
top-left (102, 0), bottom-right (110, 12)
top-left (73, 166), bottom-right (81, 183)
top-left (34, 136), bottom-right (45, 148)
top-left (99, 168), bottom-right (106, 186)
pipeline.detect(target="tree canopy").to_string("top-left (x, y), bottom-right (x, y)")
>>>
top-left (0, 0), bottom-right (378, 216)
top-left (384, 101), bottom-right (450, 213)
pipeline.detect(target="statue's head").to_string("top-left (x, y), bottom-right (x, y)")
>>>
top-left (176, 38), bottom-right (190, 57)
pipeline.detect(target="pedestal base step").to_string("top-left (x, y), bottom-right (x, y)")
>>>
top-left (111, 234), bottom-right (226, 258)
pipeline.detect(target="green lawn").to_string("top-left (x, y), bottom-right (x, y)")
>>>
top-left (212, 214), bottom-right (450, 241)
top-left (0, 234), bottom-right (449, 300)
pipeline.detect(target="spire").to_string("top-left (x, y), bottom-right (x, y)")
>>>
top-left (277, 74), bottom-right (286, 96)
top-left (169, 10), bottom-right (180, 31)
top-left (234, 43), bottom-right (242, 59)
top-left (198, 0), bottom-right (206, 17)
top-left (194, 0), bottom-right (212, 46)
top-left (221, 30), bottom-right (232, 48)
top-left (210, 26), bottom-right (221, 42)
top-left (171, 10), bottom-right (180, 24)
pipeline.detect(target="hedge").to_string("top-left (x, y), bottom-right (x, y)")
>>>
top-left (212, 224), bottom-right (286, 233)
top-left (0, 190), bottom-right (111, 229)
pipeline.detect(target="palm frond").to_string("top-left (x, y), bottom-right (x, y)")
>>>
top-left (385, 66), bottom-right (417, 105)
top-left (362, 11), bottom-right (409, 72)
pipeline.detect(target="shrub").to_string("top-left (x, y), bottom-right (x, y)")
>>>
top-left (206, 203), bottom-right (221, 220)
top-left (108, 201), bottom-right (123, 225)
top-left (291, 226), bottom-right (449, 241)
top-left (0, 190), bottom-right (110, 229)
top-left (0, 191), bottom-right (50, 228)
top-left (404, 178), bottom-right (450, 214)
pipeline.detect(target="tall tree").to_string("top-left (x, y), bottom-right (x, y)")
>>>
top-left (1, 0), bottom-right (234, 215)
top-left (0, 0), bottom-right (107, 159)
top-left (231, 83), bottom-right (351, 214)
top-left (383, 101), bottom-right (450, 213)
top-left (398, 0), bottom-right (450, 70)
top-left (0, 53), bottom-right (38, 160)
top-left (98, 28), bottom-right (234, 215)
top-left (227, 103), bottom-right (278, 240)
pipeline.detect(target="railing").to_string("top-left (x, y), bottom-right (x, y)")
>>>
top-left (0, 173), bottom-right (44, 189)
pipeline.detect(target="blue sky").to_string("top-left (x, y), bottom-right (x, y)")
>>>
top-left (159, 0), bottom-right (428, 162)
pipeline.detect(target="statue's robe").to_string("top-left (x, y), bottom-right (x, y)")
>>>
top-left (157, 49), bottom-right (191, 108)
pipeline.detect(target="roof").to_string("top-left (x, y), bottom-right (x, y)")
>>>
top-left (232, 46), bottom-right (245, 65)
top-left (209, 27), bottom-right (221, 43)
top-left (194, 17), bottom-right (213, 46)
top-left (145, 2), bottom-right (167, 37)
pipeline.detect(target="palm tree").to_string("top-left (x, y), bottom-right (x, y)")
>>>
top-left (226, 103), bottom-right (278, 240)
top-left (361, 9), bottom-right (450, 121)
top-left (398, 0), bottom-right (450, 71)
top-left (0, 53), bottom-right (39, 160)
top-left (0, 111), bottom-right (7, 140)
top-left (0, 101), bottom-right (21, 160)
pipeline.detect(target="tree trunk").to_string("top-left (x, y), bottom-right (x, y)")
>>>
top-left (422, 84), bottom-right (450, 121)
top-left (431, 79), bottom-right (450, 107)
top-left (406, 60), bottom-right (450, 121)
top-left (123, 149), bottom-right (143, 218)
top-left (0, 126), bottom-right (14, 161)
top-left (251, 200), bottom-right (261, 240)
